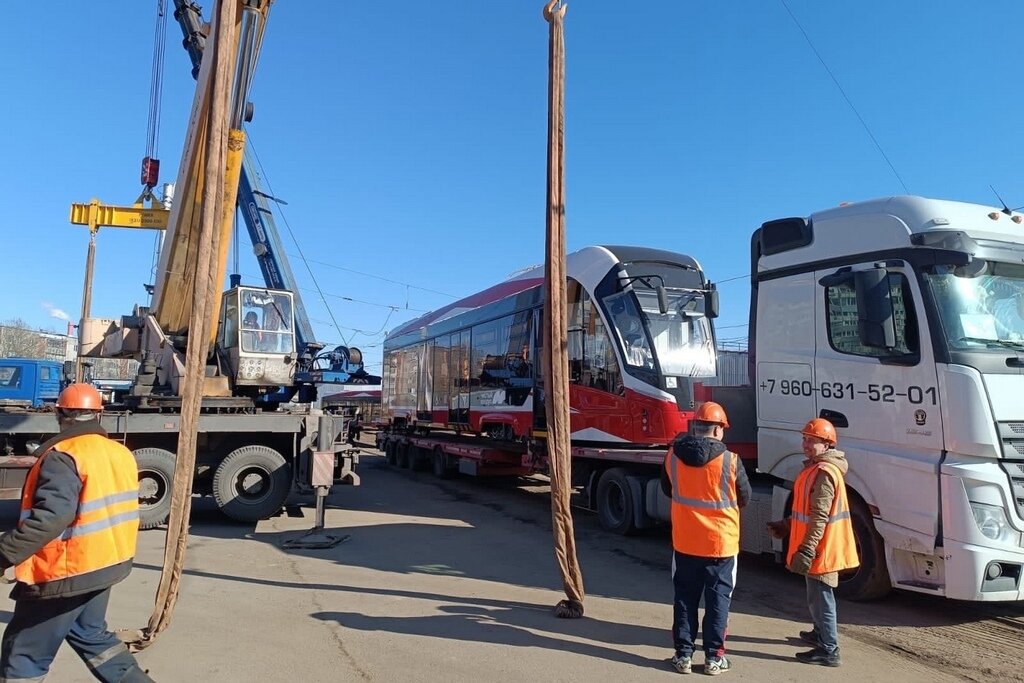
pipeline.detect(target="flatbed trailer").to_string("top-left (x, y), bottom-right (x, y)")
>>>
top-left (376, 428), bottom-right (679, 535)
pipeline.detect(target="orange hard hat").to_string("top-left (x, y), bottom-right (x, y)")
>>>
top-left (801, 418), bottom-right (837, 445)
top-left (694, 401), bottom-right (729, 428)
top-left (56, 383), bottom-right (103, 411)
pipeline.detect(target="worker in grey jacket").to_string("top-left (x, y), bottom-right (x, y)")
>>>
top-left (0, 384), bottom-right (154, 682)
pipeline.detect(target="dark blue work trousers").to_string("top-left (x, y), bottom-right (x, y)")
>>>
top-left (672, 551), bottom-right (737, 659)
top-left (0, 587), bottom-right (146, 682)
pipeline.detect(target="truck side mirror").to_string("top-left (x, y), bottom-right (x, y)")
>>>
top-left (656, 286), bottom-right (669, 315)
top-left (855, 268), bottom-right (896, 349)
top-left (62, 360), bottom-right (75, 384)
top-left (706, 288), bottom-right (719, 319)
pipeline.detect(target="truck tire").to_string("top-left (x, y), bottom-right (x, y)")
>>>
top-left (396, 442), bottom-right (411, 470)
top-left (212, 445), bottom-right (291, 523)
top-left (385, 441), bottom-right (398, 467)
top-left (836, 497), bottom-right (891, 601)
top-left (133, 447), bottom-right (175, 530)
top-left (596, 468), bottom-right (637, 536)
top-left (432, 446), bottom-right (451, 479)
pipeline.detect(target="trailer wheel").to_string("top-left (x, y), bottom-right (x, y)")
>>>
top-left (596, 468), bottom-right (637, 536)
top-left (396, 442), bottom-right (411, 469)
top-left (836, 496), bottom-right (891, 601)
top-left (432, 446), bottom-right (451, 479)
top-left (133, 447), bottom-right (175, 530)
top-left (212, 445), bottom-right (291, 522)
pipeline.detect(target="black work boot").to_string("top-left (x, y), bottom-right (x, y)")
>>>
top-left (795, 647), bottom-right (841, 667)
top-left (798, 628), bottom-right (821, 646)
top-left (120, 664), bottom-right (157, 682)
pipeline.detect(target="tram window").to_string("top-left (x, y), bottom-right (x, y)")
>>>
top-left (582, 294), bottom-right (623, 394)
top-left (432, 337), bottom-right (450, 408)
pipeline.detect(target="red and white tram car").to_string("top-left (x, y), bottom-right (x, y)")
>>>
top-left (382, 245), bottom-right (719, 447)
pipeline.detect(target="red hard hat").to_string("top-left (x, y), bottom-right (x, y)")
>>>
top-left (694, 401), bottom-right (729, 428)
top-left (801, 418), bottom-right (837, 445)
top-left (56, 384), bottom-right (103, 411)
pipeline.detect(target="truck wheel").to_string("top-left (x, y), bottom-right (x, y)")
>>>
top-left (836, 497), bottom-right (891, 601)
top-left (133, 447), bottom-right (175, 530)
top-left (385, 441), bottom-right (398, 467)
top-left (432, 446), bottom-right (451, 479)
top-left (596, 468), bottom-right (637, 536)
top-left (212, 445), bottom-right (291, 523)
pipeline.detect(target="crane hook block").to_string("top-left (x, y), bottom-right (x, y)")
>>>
top-left (141, 157), bottom-right (160, 189)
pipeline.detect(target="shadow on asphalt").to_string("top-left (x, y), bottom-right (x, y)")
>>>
top-left (3, 449), bottom-right (1021, 643)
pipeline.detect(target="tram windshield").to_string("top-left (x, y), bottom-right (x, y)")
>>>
top-left (604, 287), bottom-right (716, 377)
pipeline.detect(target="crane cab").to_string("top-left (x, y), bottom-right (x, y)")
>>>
top-left (218, 286), bottom-right (297, 388)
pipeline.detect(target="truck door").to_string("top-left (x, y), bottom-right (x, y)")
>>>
top-left (814, 261), bottom-right (943, 547)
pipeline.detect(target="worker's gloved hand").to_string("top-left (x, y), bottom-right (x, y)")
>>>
top-left (766, 520), bottom-right (789, 539)
top-left (788, 546), bottom-right (815, 575)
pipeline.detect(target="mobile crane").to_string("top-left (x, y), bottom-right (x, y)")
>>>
top-left (0, 0), bottom-right (361, 529)
top-left (169, 0), bottom-right (378, 404)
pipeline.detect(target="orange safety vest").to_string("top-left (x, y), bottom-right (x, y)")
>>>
top-left (15, 434), bottom-right (140, 585)
top-left (787, 460), bottom-right (859, 575)
top-left (664, 448), bottom-right (741, 557)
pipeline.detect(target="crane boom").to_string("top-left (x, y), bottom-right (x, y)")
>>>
top-left (171, 0), bottom-right (315, 351)
top-left (152, 1), bottom-right (271, 347)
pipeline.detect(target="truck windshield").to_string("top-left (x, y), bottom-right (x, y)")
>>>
top-left (923, 261), bottom-right (1024, 352)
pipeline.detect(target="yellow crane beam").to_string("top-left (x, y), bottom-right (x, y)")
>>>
top-left (69, 199), bottom-right (169, 232)
top-left (68, 198), bottom-right (169, 381)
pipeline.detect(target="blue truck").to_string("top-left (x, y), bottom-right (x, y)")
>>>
top-left (0, 358), bottom-right (65, 408)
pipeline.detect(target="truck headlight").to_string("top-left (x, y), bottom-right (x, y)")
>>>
top-left (970, 503), bottom-right (1018, 544)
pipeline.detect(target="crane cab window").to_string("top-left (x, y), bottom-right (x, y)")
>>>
top-left (232, 289), bottom-right (296, 354)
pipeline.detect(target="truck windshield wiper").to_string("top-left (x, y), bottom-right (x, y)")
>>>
top-left (958, 336), bottom-right (1024, 350)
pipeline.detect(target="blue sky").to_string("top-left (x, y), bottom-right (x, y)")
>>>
top-left (2, 1), bottom-right (1022, 373)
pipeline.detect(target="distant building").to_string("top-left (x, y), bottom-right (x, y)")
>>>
top-left (0, 326), bottom-right (135, 379)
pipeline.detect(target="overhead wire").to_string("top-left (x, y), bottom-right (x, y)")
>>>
top-left (245, 137), bottom-right (351, 346)
top-left (779, 0), bottom-right (910, 193)
top-left (237, 270), bottom-right (428, 312)
top-left (290, 255), bottom-right (457, 299)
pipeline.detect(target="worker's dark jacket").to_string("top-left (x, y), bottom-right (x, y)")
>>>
top-left (0, 421), bottom-right (133, 600)
top-left (660, 435), bottom-right (752, 507)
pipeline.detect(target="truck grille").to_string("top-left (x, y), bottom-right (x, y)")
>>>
top-left (1002, 460), bottom-right (1024, 521)
top-left (997, 422), bottom-right (1024, 458)
top-left (1005, 441), bottom-right (1024, 457)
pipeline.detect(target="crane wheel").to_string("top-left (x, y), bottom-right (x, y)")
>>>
top-left (212, 445), bottom-right (291, 522)
top-left (133, 447), bottom-right (176, 530)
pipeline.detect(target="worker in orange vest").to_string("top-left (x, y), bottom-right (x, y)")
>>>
top-left (660, 401), bottom-right (751, 675)
top-left (768, 418), bottom-right (859, 667)
top-left (0, 384), bottom-right (153, 682)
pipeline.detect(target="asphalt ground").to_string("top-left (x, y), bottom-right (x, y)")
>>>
top-left (2, 447), bottom-right (1019, 681)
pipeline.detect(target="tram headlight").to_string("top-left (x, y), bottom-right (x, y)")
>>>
top-left (970, 503), bottom-right (1018, 545)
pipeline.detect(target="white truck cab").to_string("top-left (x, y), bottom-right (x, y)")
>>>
top-left (751, 195), bottom-right (1024, 601)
